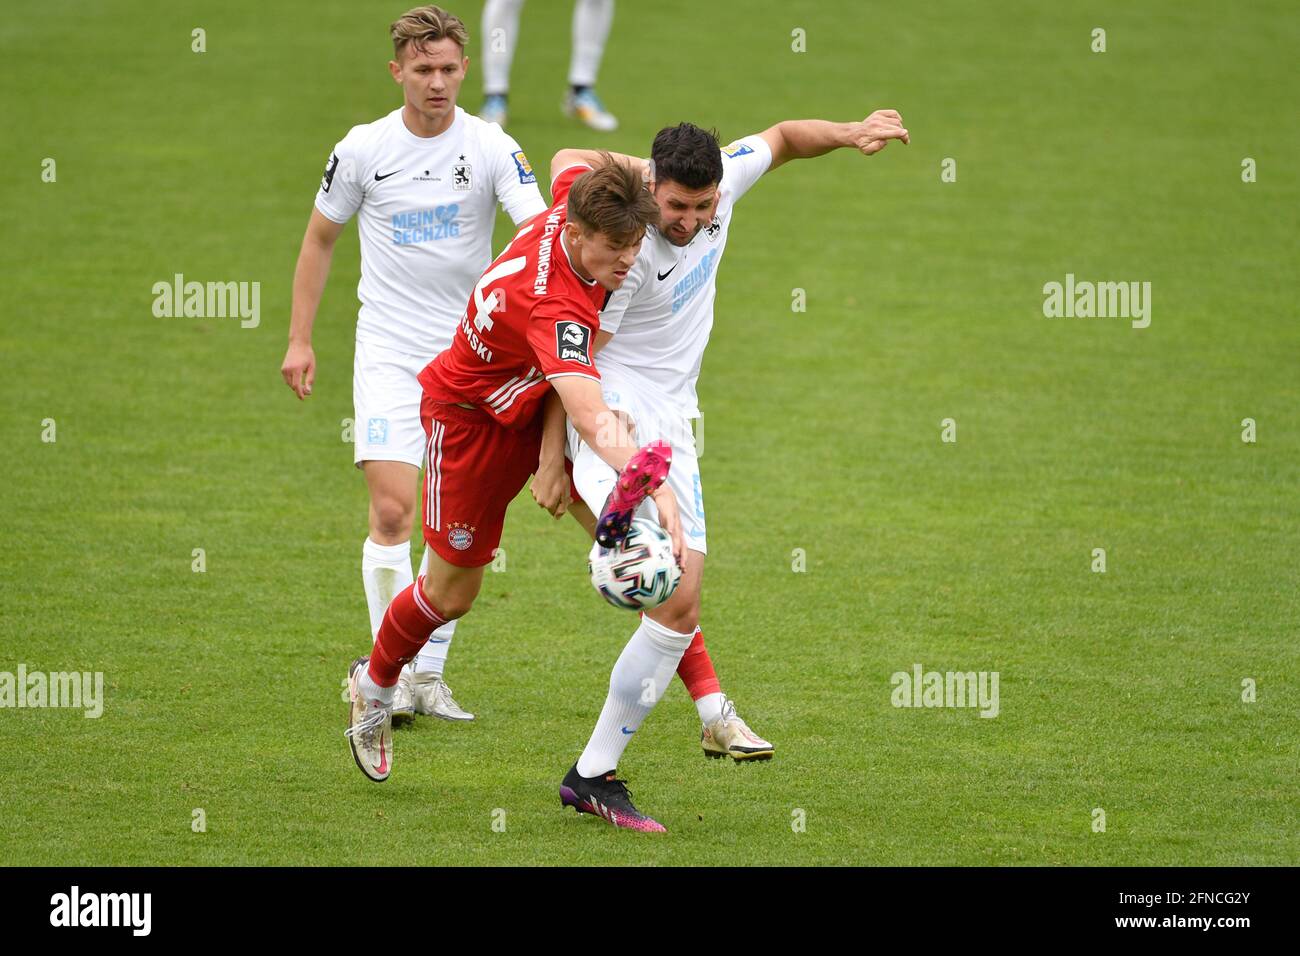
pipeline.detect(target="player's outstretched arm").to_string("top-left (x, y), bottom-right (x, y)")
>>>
top-left (549, 149), bottom-right (648, 185)
top-left (549, 374), bottom-right (684, 562)
top-left (758, 110), bottom-right (909, 172)
top-left (281, 209), bottom-right (346, 400)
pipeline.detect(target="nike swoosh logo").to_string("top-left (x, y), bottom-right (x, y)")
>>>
top-left (374, 738), bottom-right (388, 775)
top-left (374, 169), bottom-right (402, 181)
top-left (621, 726), bottom-right (635, 735)
top-left (656, 263), bottom-right (678, 281)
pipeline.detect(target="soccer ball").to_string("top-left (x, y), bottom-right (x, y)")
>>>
top-left (588, 518), bottom-right (682, 611)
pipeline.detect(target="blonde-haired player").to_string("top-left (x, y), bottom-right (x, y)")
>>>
top-left (281, 6), bottom-right (547, 722)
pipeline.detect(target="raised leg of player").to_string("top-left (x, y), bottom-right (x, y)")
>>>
top-left (409, 547), bottom-right (473, 721)
top-left (347, 554), bottom-right (482, 782)
top-left (361, 461), bottom-right (465, 724)
top-left (361, 460), bottom-right (421, 722)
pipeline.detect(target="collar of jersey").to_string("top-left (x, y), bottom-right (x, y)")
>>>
top-left (392, 105), bottom-right (462, 147)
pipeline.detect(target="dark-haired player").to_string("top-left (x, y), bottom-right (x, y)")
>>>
top-left (543, 112), bottom-right (909, 829)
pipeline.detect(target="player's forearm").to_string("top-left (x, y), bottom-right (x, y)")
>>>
top-left (288, 238), bottom-right (334, 345)
top-left (566, 401), bottom-right (634, 474)
top-left (770, 119), bottom-right (856, 162)
top-left (538, 389), bottom-right (569, 472)
top-left (551, 375), bottom-right (636, 472)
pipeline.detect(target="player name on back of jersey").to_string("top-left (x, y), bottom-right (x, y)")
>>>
top-left (458, 310), bottom-right (494, 364)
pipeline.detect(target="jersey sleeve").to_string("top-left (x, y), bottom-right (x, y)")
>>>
top-left (550, 163), bottom-right (593, 205)
top-left (718, 134), bottom-right (773, 206)
top-left (490, 128), bottom-right (548, 225)
top-left (529, 297), bottom-right (601, 381)
top-left (314, 126), bottom-right (366, 224)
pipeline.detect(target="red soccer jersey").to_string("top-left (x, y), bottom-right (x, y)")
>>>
top-left (419, 164), bottom-right (607, 430)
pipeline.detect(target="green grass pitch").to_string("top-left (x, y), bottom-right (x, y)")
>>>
top-left (1, 0), bottom-right (1296, 865)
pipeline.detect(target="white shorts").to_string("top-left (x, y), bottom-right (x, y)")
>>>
top-left (566, 373), bottom-right (707, 554)
top-left (352, 338), bottom-right (435, 468)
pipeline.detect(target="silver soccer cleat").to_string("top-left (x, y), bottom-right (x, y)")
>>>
top-left (412, 672), bottom-right (475, 722)
top-left (701, 696), bottom-right (774, 761)
top-left (392, 666), bottom-right (416, 726)
top-left (345, 657), bottom-right (393, 782)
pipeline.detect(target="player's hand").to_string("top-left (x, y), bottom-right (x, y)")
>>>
top-left (651, 485), bottom-right (685, 567)
top-left (852, 109), bottom-right (909, 156)
top-left (281, 341), bottom-right (316, 399)
top-left (530, 465), bottom-right (571, 519)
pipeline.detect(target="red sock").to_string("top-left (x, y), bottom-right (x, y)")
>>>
top-left (676, 626), bottom-right (721, 700)
top-left (369, 576), bottom-right (448, 686)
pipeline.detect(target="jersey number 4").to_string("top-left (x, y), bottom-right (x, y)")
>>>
top-left (468, 223), bottom-right (534, 334)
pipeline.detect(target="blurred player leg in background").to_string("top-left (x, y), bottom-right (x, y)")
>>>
top-left (480, 0), bottom-right (619, 131)
top-left (563, 0), bottom-right (619, 131)
top-left (478, 0), bottom-right (524, 125)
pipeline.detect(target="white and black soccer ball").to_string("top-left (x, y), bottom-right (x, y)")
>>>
top-left (588, 518), bottom-right (682, 611)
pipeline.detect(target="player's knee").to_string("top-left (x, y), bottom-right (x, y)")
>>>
top-left (370, 495), bottom-right (415, 539)
top-left (649, 591), bottom-right (700, 635)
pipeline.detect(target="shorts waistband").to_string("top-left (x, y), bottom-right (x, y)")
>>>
top-left (428, 401), bottom-right (493, 426)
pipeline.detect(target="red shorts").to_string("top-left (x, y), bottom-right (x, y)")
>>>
top-left (420, 398), bottom-right (542, 568)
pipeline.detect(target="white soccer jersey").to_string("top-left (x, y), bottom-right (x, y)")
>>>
top-left (593, 134), bottom-right (773, 417)
top-left (315, 107), bottom-right (547, 357)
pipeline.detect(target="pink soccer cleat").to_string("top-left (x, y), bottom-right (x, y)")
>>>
top-left (596, 439), bottom-right (672, 549)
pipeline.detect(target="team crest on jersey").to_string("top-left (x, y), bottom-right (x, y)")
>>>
top-left (453, 162), bottom-right (472, 190)
top-left (367, 417), bottom-right (389, 444)
top-left (447, 522), bottom-right (475, 551)
top-left (555, 321), bottom-right (592, 366)
top-left (721, 141), bottom-right (754, 158)
top-left (512, 150), bottom-right (536, 184)
top-left (704, 215), bottom-right (722, 242)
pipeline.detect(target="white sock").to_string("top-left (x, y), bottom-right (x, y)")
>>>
top-left (568, 0), bottom-right (614, 88)
top-left (411, 545), bottom-right (457, 675)
top-left (362, 537), bottom-right (414, 641)
top-left (481, 0), bottom-right (525, 95)
top-left (576, 615), bottom-right (695, 777)
top-left (359, 666), bottom-right (396, 706)
top-left (695, 692), bottom-right (725, 726)
top-left (414, 619), bottom-right (457, 675)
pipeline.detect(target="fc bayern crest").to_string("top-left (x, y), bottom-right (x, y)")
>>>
top-left (453, 162), bottom-right (472, 191)
top-left (447, 521), bottom-right (475, 550)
